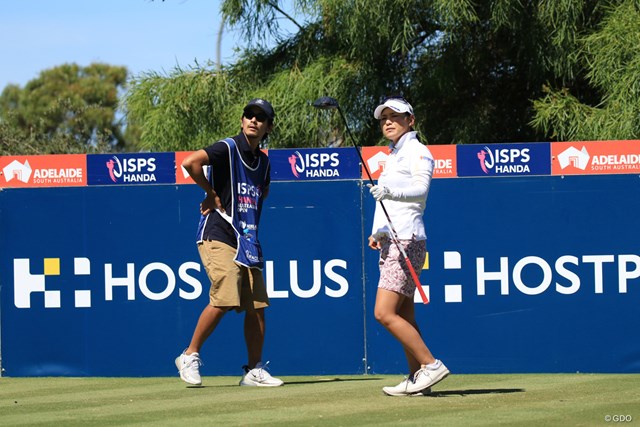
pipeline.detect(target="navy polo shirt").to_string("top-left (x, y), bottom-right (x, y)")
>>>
top-left (198, 134), bottom-right (270, 248)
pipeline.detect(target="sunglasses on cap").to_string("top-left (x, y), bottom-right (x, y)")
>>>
top-left (243, 110), bottom-right (269, 122)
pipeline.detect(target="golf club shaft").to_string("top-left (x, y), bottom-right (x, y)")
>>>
top-left (337, 108), bottom-right (429, 304)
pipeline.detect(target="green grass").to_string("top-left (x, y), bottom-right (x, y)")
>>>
top-left (1, 374), bottom-right (638, 426)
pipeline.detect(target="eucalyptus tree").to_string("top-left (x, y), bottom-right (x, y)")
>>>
top-left (0, 63), bottom-right (133, 154)
top-left (531, 0), bottom-right (640, 141)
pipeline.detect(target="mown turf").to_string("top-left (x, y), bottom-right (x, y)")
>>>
top-left (1, 374), bottom-right (638, 426)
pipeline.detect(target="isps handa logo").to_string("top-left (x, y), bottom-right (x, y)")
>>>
top-left (87, 153), bottom-right (175, 185)
top-left (105, 156), bottom-right (157, 183)
top-left (288, 151), bottom-right (341, 178)
top-left (457, 142), bottom-right (550, 177)
top-left (13, 258), bottom-right (202, 309)
top-left (270, 148), bottom-right (360, 181)
top-left (477, 146), bottom-right (531, 174)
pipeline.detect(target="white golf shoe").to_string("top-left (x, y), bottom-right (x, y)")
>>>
top-left (175, 350), bottom-right (203, 386)
top-left (404, 360), bottom-right (449, 394)
top-left (239, 361), bottom-right (284, 387)
top-left (383, 377), bottom-right (433, 396)
top-left (383, 377), bottom-right (410, 396)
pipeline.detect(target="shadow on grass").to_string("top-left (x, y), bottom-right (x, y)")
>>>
top-left (430, 388), bottom-right (525, 397)
top-left (188, 377), bottom-right (385, 388)
top-left (284, 377), bottom-right (385, 385)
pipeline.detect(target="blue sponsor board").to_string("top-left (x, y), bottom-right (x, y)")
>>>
top-left (0, 182), bottom-right (366, 376)
top-left (269, 147), bottom-right (361, 181)
top-left (3, 152), bottom-right (640, 377)
top-left (87, 152), bottom-right (175, 185)
top-left (457, 142), bottom-right (551, 177)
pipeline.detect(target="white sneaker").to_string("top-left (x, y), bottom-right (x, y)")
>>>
top-left (405, 360), bottom-right (449, 394)
top-left (175, 350), bottom-right (203, 386)
top-left (409, 387), bottom-right (433, 397)
top-left (239, 361), bottom-right (284, 387)
top-left (383, 377), bottom-right (433, 396)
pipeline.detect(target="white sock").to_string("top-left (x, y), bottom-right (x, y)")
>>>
top-left (426, 359), bottom-right (441, 370)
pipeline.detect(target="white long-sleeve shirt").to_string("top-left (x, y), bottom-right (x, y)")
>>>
top-left (371, 131), bottom-right (435, 240)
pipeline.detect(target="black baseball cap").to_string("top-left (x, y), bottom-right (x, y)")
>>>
top-left (243, 98), bottom-right (275, 120)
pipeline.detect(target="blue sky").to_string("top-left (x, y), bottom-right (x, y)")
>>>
top-left (0, 0), bottom-right (299, 89)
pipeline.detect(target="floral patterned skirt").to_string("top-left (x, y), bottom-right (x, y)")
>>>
top-left (377, 236), bottom-right (426, 298)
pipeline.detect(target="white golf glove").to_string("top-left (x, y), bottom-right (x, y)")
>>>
top-left (367, 184), bottom-right (391, 201)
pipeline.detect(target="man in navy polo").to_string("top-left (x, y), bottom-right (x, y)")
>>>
top-left (176, 98), bottom-right (283, 387)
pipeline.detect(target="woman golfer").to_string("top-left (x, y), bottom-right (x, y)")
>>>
top-left (367, 96), bottom-right (449, 396)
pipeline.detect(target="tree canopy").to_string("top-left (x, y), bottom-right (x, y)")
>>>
top-left (0, 63), bottom-right (136, 155)
top-left (126, 0), bottom-right (640, 151)
top-left (5, 1), bottom-right (639, 154)
top-left (531, 0), bottom-right (640, 141)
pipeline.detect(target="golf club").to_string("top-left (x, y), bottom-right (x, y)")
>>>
top-left (312, 96), bottom-right (429, 304)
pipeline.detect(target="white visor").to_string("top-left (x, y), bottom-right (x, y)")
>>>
top-left (373, 98), bottom-right (414, 119)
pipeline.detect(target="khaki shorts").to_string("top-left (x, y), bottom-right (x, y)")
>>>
top-left (197, 240), bottom-right (269, 312)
